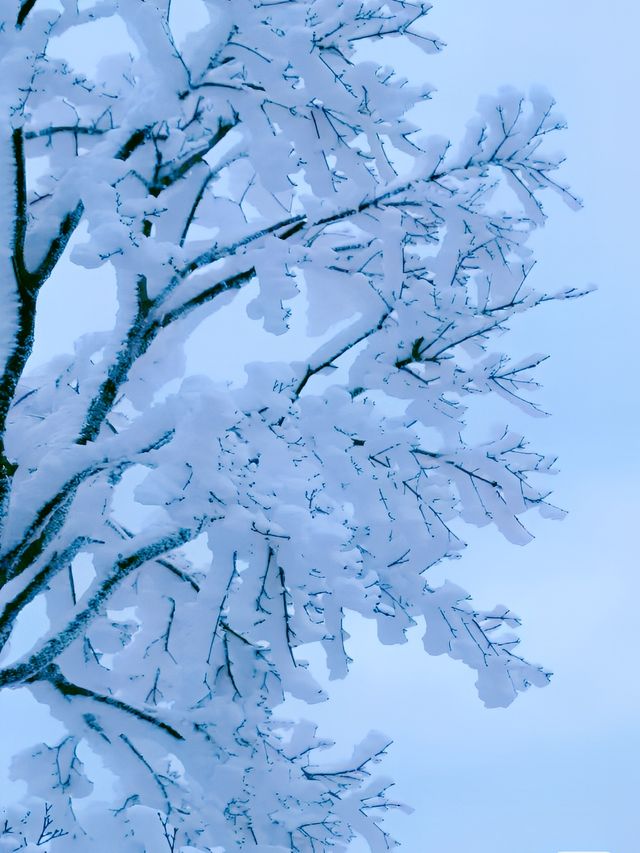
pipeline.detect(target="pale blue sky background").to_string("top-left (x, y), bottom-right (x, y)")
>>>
top-left (2, 2), bottom-right (639, 852)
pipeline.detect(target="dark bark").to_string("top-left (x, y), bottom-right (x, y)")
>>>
top-left (16, 0), bottom-right (37, 29)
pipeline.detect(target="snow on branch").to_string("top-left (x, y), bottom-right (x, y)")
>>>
top-left (0, 0), bottom-right (585, 849)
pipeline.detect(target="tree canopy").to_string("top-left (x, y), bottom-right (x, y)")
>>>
top-left (0, 1), bottom-right (584, 850)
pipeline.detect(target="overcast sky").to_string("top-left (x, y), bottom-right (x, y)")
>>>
top-left (2, 2), bottom-right (639, 852)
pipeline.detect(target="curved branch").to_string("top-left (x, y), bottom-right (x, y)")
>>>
top-left (0, 526), bottom-right (197, 689)
top-left (0, 461), bottom-right (107, 585)
top-left (0, 429), bottom-right (175, 586)
top-left (180, 216), bottom-right (302, 278)
top-left (1, 131), bottom-right (83, 525)
top-left (150, 115), bottom-right (239, 198)
top-left (178, 178), bottom-right (427, 280)
top-left (160, 267), bottom-right (255, 328)
top-left (107, 519), bottom-right (200, 593)
top-left (179, 170), bottom-right (214, 247)
top-left (293, 309), bottom-right (392, 398)
top-left (0, 537), bottom-right (90, 656)
top-left (34, 201), bottom-right (84, 283)
top-left (77, 289), bottom-right (156, 445)
top-left (32, 663), bottom-right (184, 741)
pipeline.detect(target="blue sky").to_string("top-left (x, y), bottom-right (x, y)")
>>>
top-left (2, 2), bottom-right (639, 852)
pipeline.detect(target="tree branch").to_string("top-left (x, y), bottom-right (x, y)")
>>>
top-left (77, 301), bottom-right (155, 445)
top-left (33, 663), bottom-right (184, 741)
top-left (10, 129), bottom-right (28, 281)
top-left (179, 170), bottom-right (214, 247)
top-left (25, 125), bottom-right (110, 142)
top-left (0, 429), bottom-right (176, 586)
top-left (106, 520), bottom-right (200, 592)
top-left (0, 462), bottom-right (106, 585)
top-left (116, 127), bottom-right (153, 161)
top-left (412, 448), bottom-right (499, 488)
top-left (180, 216), bottom-right (302, 277)
top-left (150, 115), bottom-right (239, 198)
top-left (0, 131), bottom-right (83, 523)
top-left (178, 178), bottom-right (425, 280)
top-left (16, 0), bottom-right (38, 29)
top-left (178, 150), bottom-right (537, 282)
top-left (0, 526), bottom-right (197, 688)
top-left (160, 267), bottom-right (255, 328)
top-left (293, 309), bottom-right (392, 398)
top-left (34, 201), bottom-right (85, 283)
top-left (0, 537), bottom-right (90, 656)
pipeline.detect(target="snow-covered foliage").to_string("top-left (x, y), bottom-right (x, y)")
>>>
top-left (0, 0), bottom-right (584, 849)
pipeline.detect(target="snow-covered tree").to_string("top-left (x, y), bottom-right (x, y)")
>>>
top-left (0, 1), bottom-right (585, 850)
